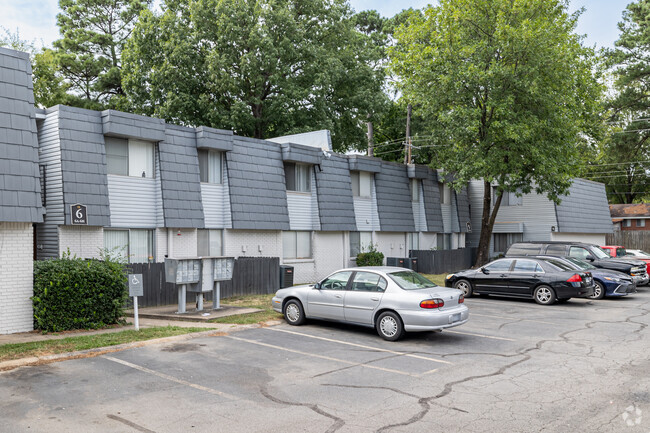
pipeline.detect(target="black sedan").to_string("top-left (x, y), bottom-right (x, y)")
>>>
top-left (445, 257), bottom-right (595, 305)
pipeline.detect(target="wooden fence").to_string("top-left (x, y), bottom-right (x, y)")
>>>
top-left (128, 257), bottom-right (280, 308)
top-left (409, 248), bottom-right (477, 275)
top-left (606, 231), bottom-right (650, 252)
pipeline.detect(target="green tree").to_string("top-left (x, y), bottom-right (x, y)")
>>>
top-left (122, 0), bottom-right (386, 151)
top-left (590, 0), bottom-right (650, 204)
top-left (53, 0), bottom-right (151, 109)
top-left (390, 0), bottom-right (604, 266)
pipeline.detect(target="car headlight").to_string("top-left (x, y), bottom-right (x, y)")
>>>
top-left (446, 274), bottom-right (455, 280)
top-left (604, 276), bottom-right (621, 282)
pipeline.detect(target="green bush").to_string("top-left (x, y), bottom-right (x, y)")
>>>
top-left (356, 244), bottom-right (385, 267)
top-left (32, 251), bottom-right (128, 332)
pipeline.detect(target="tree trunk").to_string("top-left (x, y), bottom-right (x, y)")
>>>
top-left (474, 180), bottom-right (504, 267)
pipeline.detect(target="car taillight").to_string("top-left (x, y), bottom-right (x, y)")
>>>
top-left (420, 299), bottom-right (445, 309)
top-left (567, 274), bottom-right (582, 283)
top-left (458, 294), bottom-right (464, 303)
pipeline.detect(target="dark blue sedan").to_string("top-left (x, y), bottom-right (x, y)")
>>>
top-left (536, 256), bottom-right (636, 299)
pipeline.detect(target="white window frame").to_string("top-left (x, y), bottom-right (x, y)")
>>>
top-left (637, 219), bottom-right (645, 227)
top-left (410, 179), bottom-right (420, 202)
top-left (408, 232), bottom-right (420, 251)
top-left (105, 137), bottom-right (155, 179)
top-left (351, 171), bottom-right (372, 198)
top-left (439, 183), bottom-right (451, 205)
top-left (283, 231), bottom-right (312, 259)
top-left (623, 219), bottom-right (632, 228)
top-left (103, 228), bottom-right (154, 263)
top-left (350, 231), bottom-right (373, 257)
top-left (285, 163), bottom-right (311, 193)
top-left (197, 229), bottom-right (223, 256)
top-left (198, 150), bottom-right (223, 184)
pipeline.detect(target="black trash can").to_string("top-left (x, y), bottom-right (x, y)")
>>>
top-left (386, 257), bottom-right (409, 268)
top-left (409, 257), bottom-right (418, 272)
top-left (279, 265), bottom-right (294, 288)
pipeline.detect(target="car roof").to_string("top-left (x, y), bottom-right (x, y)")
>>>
top-left (340, 266), bottom-right (413, 273)
top-left (510, 241), bottom-right (596, 246)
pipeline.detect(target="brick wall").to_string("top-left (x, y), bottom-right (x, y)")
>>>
top-left (0, 222), bottom-right (34, 334)
top-left (167, 228), bottom-right (197, 258)
top-left (224, 229), bottom-right (281, 258)
top-left (58, 225), bottom-right (104, 259)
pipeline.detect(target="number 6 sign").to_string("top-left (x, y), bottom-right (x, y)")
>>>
top-left (70, 204), bottom-right (88, 225)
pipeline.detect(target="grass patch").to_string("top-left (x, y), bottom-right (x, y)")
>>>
top-left (0, 326), bottom-right (207, 363)
top-left (211, 294), bottom-right (283, 325)
top-left (421, 274), bottom-right (448, 287)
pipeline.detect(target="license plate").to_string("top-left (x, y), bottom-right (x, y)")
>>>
top-left (450, 313), bottom-right (461, 324)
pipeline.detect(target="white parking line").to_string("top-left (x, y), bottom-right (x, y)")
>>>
top-left (104, 356), bottom-right (239, 400)
top-left (226, 335), bottom-right (421, 377)
top-left (443, 330), bottom-right (516, 341)
top-left (266, 327), bottom-right (452, 365)
top-left (470, 312), bottom-right (556, 325)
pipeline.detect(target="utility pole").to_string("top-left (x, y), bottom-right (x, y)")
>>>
top-left (367, 119), bottom-right (374, 157)
top-left (404, 103), bottom-right (412, 164)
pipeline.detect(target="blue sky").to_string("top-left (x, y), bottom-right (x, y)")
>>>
top-left (0, 0), bottom-right (630, 50)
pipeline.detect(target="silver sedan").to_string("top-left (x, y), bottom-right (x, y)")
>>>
top-left (272, 266), bottom-right (469, 341)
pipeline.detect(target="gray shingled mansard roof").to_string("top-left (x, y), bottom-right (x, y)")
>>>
top-left (555, 178), bottom-right (614, 234)
top-left (456, 186), bottom-right (471, 233)
top-left (422, 169), bottom-right (444, 232)
top-left (315, 154), bottom-right (357, 231)
top-left (158, 124), bottom-right (205, 228)
top-left (374, 161), bottom-right (416, 232)
top-left (0, 47), bottom-right (43, 223)
top-left (227, 136), bottom-right (290, 230)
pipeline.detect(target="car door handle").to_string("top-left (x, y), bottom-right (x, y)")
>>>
top-left (334, 294), bottom-right (343, 298)
top-left (500, 274), bottom-right (508, 277)
top-left (371, 297), bottom-right (380, 301)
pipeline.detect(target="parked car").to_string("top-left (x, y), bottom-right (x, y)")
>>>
top-left (625, 249), bottom-right (650, 275)
top-left (601, 245), bottom-right (627, 257)
top-left (535, 255), bottom-right (636, 299)
top-left (272, 267), bottom-right (469, 341)
top-left (445, 257), bottom-right (594, 305)
top-left (506, 242), bottom-right (649, 286)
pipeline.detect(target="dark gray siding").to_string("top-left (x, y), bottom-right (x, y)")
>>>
top-left (408, 164), bottom-right (429, 179)
top-left (423, 170), bottom-right (443, 232)
top-left (555, 179), bottom-right (614, 234)
top-left (281, 143), bottom-right (322, 165)
top-left (158, 125), bottom-right (204, 228)
top-left (227, 136), bottom-right (290, 230)
top-left (57, 106), bottom-right (111, 227)
top-left (196, 126), bottom-right (233, 151)
top-left (374, 162), bottom-right (415, 232)
top-left (456, 186), bottom-right (471, 233)
top-left (0, 47), bottom-right (43, 223)
top-left (348, 155), bottom-right (382, 173)
top-left (315, 154), bottom-right (357, 231)
top-left (101, 109), bottom-right (165, 142)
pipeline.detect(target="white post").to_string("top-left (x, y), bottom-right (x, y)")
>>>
top-left (178, 284), bottom-right (187, 313)
top-left (212, 281), bottom-right (221, 310)
top-left (197, 293), bottom-right (204, 311)
top-left (133, 296), bottom-right (139, 331)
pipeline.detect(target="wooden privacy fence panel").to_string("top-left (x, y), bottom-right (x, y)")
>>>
top-left (127, 257), bottom-right (280, 308)
top-left (606, 231), bottom-right (650, 252)
top-left (409, 248), bottom-right (477, 274)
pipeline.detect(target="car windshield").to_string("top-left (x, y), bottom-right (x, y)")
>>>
top-left (562, 256), bottom-right (596, 270)
top-left (542, 258), bottom-right (576, 272)
top-left (388, 271), bottom-right (437, 290)
top-left (591, 246), bottom-right (611, 259)
top-left (630, 250), bottom-right (650, 257)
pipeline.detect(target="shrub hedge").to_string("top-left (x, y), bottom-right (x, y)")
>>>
top-left (356, 244), bottom-right (385, 267)
top-left (32, 252), bottom-right (128, 332)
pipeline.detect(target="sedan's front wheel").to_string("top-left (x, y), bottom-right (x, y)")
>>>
top-left (376, 311), bottom-right (404, 341)
top-left (454, 279), bottom-right (473, 297)
top-left (284, 300), bottom-right (306, 325)
top-left (533, 285), bottom-right (556, 305)
top-left (588, 281), bottom-right (606, 300)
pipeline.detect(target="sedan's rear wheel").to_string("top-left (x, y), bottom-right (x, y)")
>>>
top-left (533, 285), bottom-right (556, 305)
top-left (284, 300), bottom-right (306, 325)
top-left (376, 311), bottom-right (404, 341)
top-left (589, 281), bottom-right (606, 300)
top-left (454, 279), bottom-right (473, 297)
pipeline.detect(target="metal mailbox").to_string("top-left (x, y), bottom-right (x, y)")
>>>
top-left (213, 257), bottom-right (235, 281)
top-left (165, 258), bottom-right (201, 284)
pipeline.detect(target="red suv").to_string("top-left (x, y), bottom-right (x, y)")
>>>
top-left (601, 245), bottom-right (626, 258)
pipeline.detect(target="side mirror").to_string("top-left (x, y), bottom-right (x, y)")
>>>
top-left (481, 267), bottom-right (490, 275)
top-left (313, 282), bottom-right (321, 289)
top-left (585, 255), bottom-right (595, 262)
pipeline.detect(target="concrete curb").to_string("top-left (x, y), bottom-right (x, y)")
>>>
top-left (0, 322), bottom-right (270, 372)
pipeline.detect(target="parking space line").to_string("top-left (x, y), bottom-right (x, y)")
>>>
top-left (471, 313), bottom-right (556, 325)
top-left (266, 327), bottom-right (452, 365)
top-left (226, 335), bottom-right (416, 376)
top-left (443, 330), bottom-right (516, 341)
top-left (104, 356), bottom-right (239, 400)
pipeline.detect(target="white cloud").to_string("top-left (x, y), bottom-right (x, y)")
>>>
top-left (0, 0), bottom-right (60, 47)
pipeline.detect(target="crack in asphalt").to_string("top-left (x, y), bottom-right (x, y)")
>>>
top-left (310, 353), bottom-right (405, 379)
top-left (260, 386), bottom-right (345, 433)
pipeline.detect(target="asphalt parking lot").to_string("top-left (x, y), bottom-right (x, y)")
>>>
top-left (2, 290), bottom-right (649, 433)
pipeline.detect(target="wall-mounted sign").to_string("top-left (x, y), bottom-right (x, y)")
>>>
top-left (71, 204), bottom-right (88, 225)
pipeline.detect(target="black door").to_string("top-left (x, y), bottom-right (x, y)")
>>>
top-left (507, 259), bottom-right (545, 297)
top-left (474, 259), bottom-right (514, 293)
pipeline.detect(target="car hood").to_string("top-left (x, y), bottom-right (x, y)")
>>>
top-left (604, 257), bottom-right (647, 267)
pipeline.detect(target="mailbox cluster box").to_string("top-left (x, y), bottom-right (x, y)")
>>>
top-left (213, 257), bottom-right (234, 281)
top-left (165, 259), bottom-right (201, 284)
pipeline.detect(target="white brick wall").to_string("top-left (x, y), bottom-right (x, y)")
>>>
top-left (0, 222), bottom-right (34, 334)
top-left (155, 228), bottom-right (168, 262)
top-left (375, 232), bottom-right (408, 261)
top-left (167, 228), bottom-right (197, 258)
top-left (58, 226), bottom-right (103, 259)
top-left (287, 231), bottom-right (346, 284)
top-left (224, 230), bottom-right (281, 258)
top-left (420, 233), bottom-right (437, 250)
